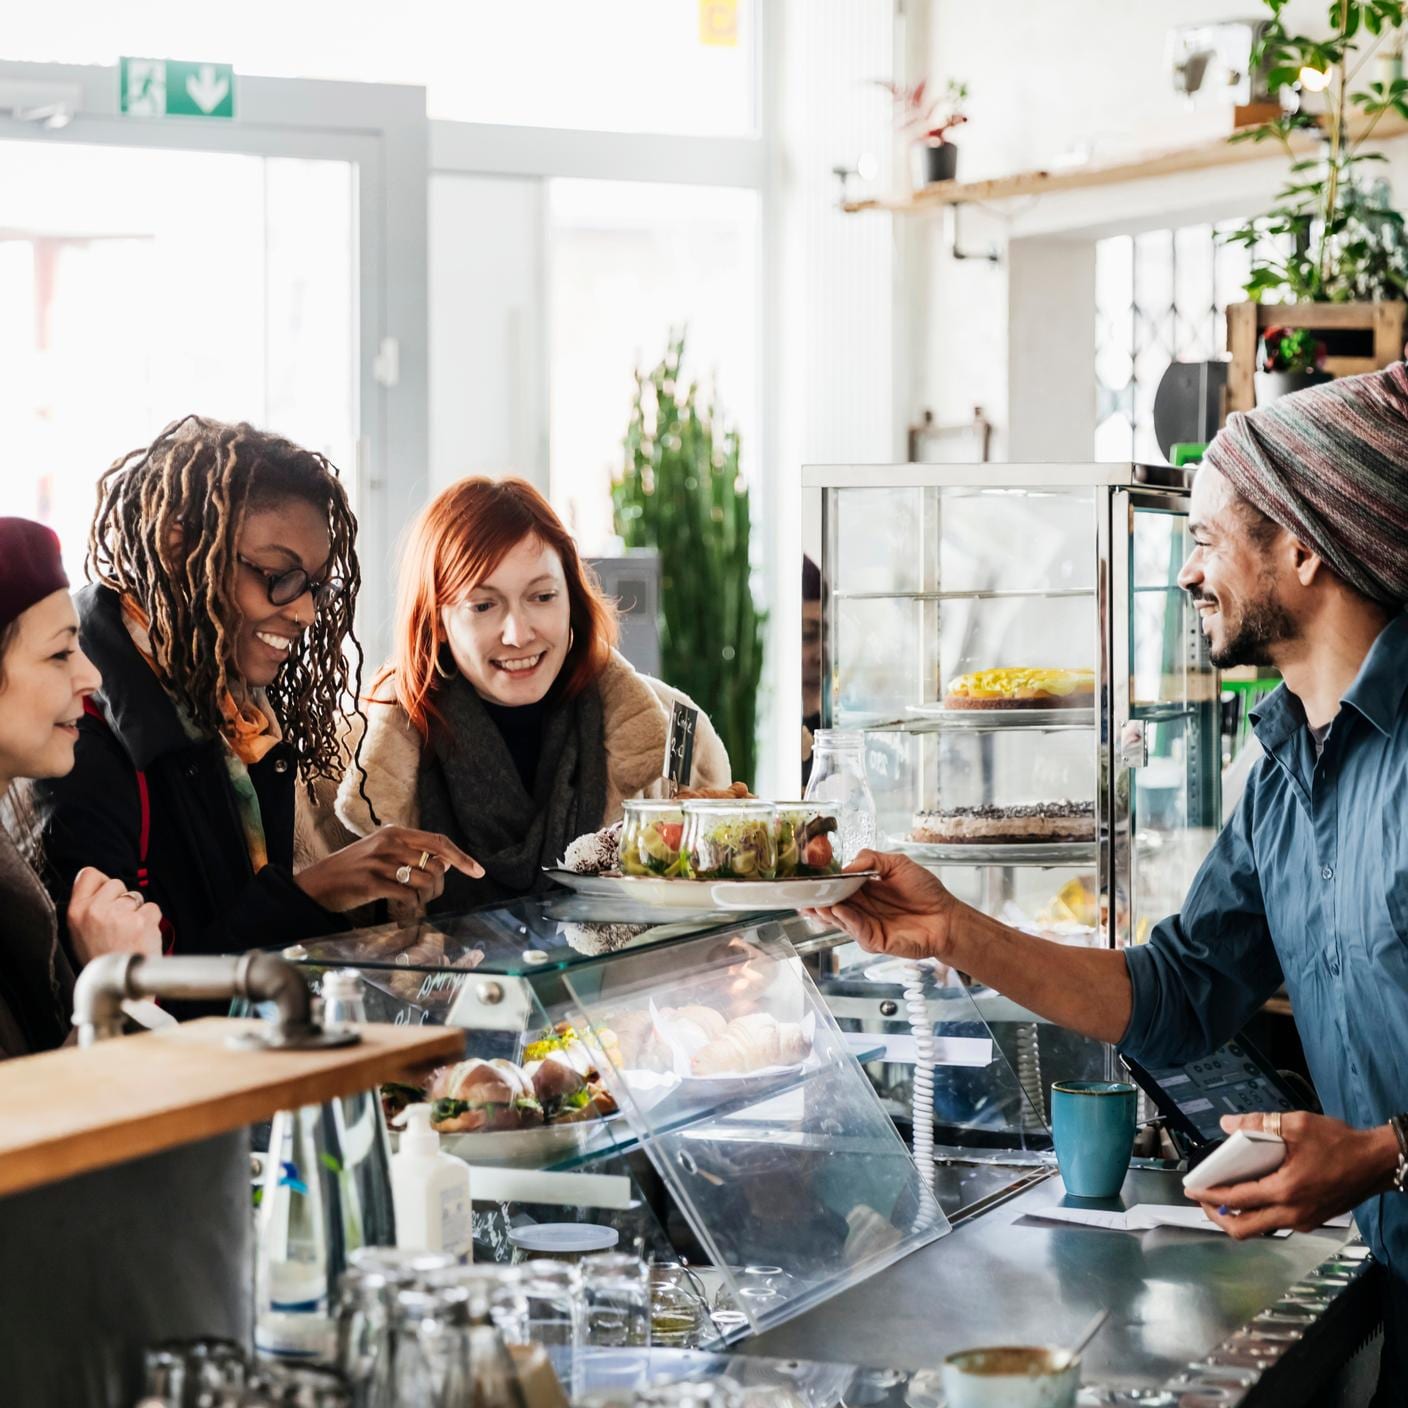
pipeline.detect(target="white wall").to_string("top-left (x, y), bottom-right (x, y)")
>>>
top-left (913, 0), bottom-right (1405, 463)
top-left (428, 173), bottom-right (548, 494)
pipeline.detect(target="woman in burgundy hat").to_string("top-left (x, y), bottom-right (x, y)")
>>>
top-left (0, 517), bottom-right (163, 1057)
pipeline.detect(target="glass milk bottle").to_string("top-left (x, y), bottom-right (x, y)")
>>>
top-left (803, 730), bottom-right (877, 863)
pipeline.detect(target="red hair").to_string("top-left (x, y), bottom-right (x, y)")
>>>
top-left (378, 476), bottom-right (618, 737)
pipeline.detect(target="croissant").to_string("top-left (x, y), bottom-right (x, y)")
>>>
top-left (675, 1003), bottom-right (727, 1040)
top-left (690, 1029), bottom-right (757, 1076)
top-left (730, 1012), bottom-right (782, 1067)
top-left (777, 1021), bottom-right (810, 1066)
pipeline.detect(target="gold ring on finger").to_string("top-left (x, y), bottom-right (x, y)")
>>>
top-left (1264, 1110), bottom-right (1283, 1138)
top-left (417, 850), bottom-right (431, 871)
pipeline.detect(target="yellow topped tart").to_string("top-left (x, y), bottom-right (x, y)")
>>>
top-left (944, 667), bottom-right (1095, 710)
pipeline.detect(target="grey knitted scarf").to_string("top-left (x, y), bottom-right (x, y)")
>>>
top-left (416, 677), bottom-right (607, 910)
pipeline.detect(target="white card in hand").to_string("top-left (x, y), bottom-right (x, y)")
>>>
top-left (1182, 1129), bottom-right (1287, 1193)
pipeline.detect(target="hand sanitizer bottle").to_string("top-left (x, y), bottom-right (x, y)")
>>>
top-left (392, 1104), bottom-right (472, 1259)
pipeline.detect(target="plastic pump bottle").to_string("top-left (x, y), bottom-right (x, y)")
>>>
top-left (392, 1104), bottom-right (473, 1259)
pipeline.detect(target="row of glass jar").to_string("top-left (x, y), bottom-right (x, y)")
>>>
top-left (619, 799), bottom-right (842, 883)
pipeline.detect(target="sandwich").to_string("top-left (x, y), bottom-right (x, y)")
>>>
top-left (428, 1058), bottom-right (544, 1133)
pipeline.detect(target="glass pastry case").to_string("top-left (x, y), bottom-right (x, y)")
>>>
top-left (803, 463), bottom-right (1221, 1094)
top-left (281, 889), bottom-right (1048, 1344)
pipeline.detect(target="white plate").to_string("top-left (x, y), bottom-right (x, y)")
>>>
top-left (436, 1118), bottom-right (620, 1170)
top-left (544, 869), bottom-right (877, 912)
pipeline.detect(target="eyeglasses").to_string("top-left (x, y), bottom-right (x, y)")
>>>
top-left (237, 554), bottom-right (346, 611)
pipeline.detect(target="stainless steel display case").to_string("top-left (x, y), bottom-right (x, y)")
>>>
top-left (804, 463), bottom-right (1222, 1089)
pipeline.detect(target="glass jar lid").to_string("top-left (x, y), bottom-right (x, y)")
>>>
top-left (508, 1222), bottom-right (620, 1254)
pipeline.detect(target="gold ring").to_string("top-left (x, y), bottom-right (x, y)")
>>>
top-left (1264, 1110), bottom-right (1283, 1138)
top-left (417, 850), bottom-right (431, 871)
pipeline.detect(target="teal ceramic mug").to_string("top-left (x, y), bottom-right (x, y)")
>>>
top-left (1050, 1081), bottom-right (1137, 1199)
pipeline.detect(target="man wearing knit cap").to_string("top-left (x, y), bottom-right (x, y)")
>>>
top-left (817, 363), bottom-right (1408, 1399)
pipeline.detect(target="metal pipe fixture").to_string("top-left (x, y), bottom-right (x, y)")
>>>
top-left (72, 951), bottom-right (359, 1049)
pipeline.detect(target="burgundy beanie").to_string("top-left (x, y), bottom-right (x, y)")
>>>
top-left (0, 517), bottom-right (69, 632)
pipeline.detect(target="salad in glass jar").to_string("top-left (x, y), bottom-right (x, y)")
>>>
top-left (682, 799), bottom-right (778, 881)
top-left (619, 799), bottom-right (688, 877)
top-left (774, 803), bottom-right (842, 877)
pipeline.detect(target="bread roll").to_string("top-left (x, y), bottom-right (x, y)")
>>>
top-left (525, 1051), bottom-right (586, 1105)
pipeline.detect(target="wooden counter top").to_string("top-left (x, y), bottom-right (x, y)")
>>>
top-left (0, 1018), bottom-right (463, 1199)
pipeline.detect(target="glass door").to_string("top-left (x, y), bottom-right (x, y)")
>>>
top-left (0, 138), bottom-right (357, 581)
top-left (1123, 493), bottom-right (1220, 948)
top-left (0, 59), bottom-right (426, 657)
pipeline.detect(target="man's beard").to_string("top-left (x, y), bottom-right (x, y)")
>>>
top-left (1195, 587), bottom-right (1297, 668)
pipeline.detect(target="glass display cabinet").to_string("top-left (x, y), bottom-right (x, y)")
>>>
top-left (283, 889), bottom-right (1048, 1345)
top-left (803, 463), bottom-right (1221, 1093)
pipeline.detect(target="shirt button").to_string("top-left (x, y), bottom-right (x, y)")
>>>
top-left (1321, 865), bottom-right (1334, 880)
top-left (273, 758), bottom-right (289, 775)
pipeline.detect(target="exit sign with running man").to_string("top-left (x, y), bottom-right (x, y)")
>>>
top-left (120, 57), bottom-right (236, 120)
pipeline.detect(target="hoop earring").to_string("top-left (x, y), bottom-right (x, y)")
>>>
top-left (434, 649), bottom-right (457, 680)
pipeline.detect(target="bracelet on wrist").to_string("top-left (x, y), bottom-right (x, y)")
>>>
top-left (1388, 1114), bottom-right (1408, 1193)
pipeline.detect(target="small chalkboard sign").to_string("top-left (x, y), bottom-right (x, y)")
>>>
top-left (665, 700), bottom-right (699, 791)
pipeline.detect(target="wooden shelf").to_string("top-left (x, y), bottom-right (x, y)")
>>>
top-left (0, 1018), bottom-right (462, 1200)
top-left (844, 114), bottom-right (1408, 215)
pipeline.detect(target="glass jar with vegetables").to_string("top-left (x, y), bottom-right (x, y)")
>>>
top-left (619, 800), bottom-right (688, 877)
top-left (773, 802), bottom-right (842, 878)
top-left (681, 800), bottom-right (777, 881)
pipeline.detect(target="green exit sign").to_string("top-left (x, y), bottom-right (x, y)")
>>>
top-left (120, 57), bottom-right (235, 119)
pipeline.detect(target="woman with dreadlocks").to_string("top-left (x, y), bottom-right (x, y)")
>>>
top-left (33, 417), bottom-right (481, 961)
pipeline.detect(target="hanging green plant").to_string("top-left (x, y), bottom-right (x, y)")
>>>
top-left (613, 332), bottom-right (766, 789)
top-left (1223, 0), bottom-right (1408, 302)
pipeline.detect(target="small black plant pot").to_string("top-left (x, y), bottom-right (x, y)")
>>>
top-left (1254, 369), bottom-right (1333, 404)
top-left (923, 141), bottom-right (958, 184)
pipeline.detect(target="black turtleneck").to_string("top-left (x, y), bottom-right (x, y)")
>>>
top-left (482, 697), bottom-right (547, 793)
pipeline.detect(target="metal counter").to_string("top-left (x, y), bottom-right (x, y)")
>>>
top-left (737, 1166), bottom-right (1379, 1400)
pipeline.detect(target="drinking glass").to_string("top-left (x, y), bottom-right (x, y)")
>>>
top-left (517, 1259), bottom-right (582, 1396)
top-left (581, 1252), bottom-right (651, 1349)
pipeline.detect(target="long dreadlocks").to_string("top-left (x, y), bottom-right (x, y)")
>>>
top-left (87, 416), bottom-right (364, 794)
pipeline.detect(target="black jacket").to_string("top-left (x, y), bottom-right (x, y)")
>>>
top-left (33, 585), bottom-right (341, 960)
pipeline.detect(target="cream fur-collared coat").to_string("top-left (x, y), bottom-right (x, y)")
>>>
top-left (296, 652), bottom-right (731, 874)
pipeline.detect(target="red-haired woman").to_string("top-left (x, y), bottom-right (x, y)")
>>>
top-left (325, 476), bottom-right (731, 910)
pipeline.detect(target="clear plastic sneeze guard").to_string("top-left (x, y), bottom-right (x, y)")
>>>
top-left (562, 922), bottom-right (951, 1336)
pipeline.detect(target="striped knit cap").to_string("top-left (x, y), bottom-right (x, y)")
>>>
top-left (1203, 361), bottom-right (1408, 607)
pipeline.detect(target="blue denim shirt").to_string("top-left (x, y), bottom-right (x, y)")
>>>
top-left (1121, 612), bottom-right (1408, 1280)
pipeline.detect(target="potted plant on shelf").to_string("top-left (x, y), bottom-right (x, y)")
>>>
top-left (1221, 0), bottom-right (1408, 408)
top-left (1256, 325), bottom-right (1332, 401)
top-left (878, 77), bottom-right (969, 190)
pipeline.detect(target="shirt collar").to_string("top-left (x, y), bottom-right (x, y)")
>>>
top-left (1252, 611), bottom-right (1408, 749)
top-left (1340, 612), bottom-right (1408, 737)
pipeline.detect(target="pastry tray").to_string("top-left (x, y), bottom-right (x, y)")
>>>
top-left (902, 703), bottom-right (1096, 731)
top-left (895, 838), bottom-right (1096, 867)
